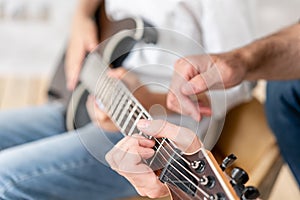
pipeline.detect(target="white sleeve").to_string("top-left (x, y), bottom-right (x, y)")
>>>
top-left (199, 0), bottom-right (256, 53)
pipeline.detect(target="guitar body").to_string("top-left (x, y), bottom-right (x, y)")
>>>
top-left (47, 1), bottom-right (157, 130)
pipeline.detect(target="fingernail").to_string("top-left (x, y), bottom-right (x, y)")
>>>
top-left (137, 119), bottom-right (151, 129)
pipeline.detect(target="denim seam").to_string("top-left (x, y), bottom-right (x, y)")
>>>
top-left (0, 156), bottom-right (97, 196)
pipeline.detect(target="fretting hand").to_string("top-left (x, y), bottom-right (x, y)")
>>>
top-left (106, 119), bottom-right (202, 198)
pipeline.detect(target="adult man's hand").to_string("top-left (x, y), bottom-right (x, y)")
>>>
top-left (106, 119), bottom-right (202, 198)
top-left (167, 53), bottom-right (247, 121)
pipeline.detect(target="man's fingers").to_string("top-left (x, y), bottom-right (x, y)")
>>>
top-left (181, 74), bottom-right (208, 95)
top-left (137, 119), bottom-right (202, 152)
top-left (106, 136), bottom-right (155, 173)
top-left (132, 134), bottom-right (156, 148)
top-left (167, 92), bottom-right (201, 121)
top-left (198, 106), bottom-right (212, 116)
top-left (65, 44), bottom-right (85, 90)
top-left (182, 66), bottom-right (225, 96)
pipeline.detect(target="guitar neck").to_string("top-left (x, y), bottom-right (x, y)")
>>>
top-left (80, 54), bottom-right (251, 200)
top-left (80, 53), bottom-right (152, 137)
top-left (96, 72), bottom-right (152, 137)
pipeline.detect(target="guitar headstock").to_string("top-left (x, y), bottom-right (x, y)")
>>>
top-left (158, 148), bottom-right (260, 200)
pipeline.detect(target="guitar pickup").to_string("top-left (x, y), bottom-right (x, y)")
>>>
top-left (159, 150), bottom-right (198, 197)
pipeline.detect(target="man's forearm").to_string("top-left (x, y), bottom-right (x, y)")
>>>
top-left (238, 23), bottom-right (300, 80)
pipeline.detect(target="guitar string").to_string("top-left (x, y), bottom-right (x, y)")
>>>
top-left (107, 79), bottom-right (206, 183)
top-left (150, 141), bottom-right (209, 199)
top-left (98, 75), bottom-right (215, 198)
top-left (97, 82), bottom-right (207, 198)
top-left (114, 94), bottom-right (212, 198)
top-left (99, 76), bottom-right (212, 198)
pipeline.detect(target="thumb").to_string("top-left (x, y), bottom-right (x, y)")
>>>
top-left (137, 119), bottom-right (202, 153)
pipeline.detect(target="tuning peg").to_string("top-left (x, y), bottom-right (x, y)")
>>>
top-left (242, 186), bottom-right (260, 200)
top-left (220, 154), bottom-right (237, 171)
top-left (231, 167), bottom-right (249, 185)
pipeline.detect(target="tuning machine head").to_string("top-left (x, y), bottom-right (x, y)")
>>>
top-left (231, 167), bottom-right (249, 185)
top-left (242, 186), bottom-right (260, 200)
top-left (221, 154), bottom-right (260, 200)
top-left (220, 154), bottom-right (237, 171)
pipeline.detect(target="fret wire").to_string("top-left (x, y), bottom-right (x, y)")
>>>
top-left (160, 141), bottom-right (202, 183)
top-left (117, 99), bottom-right (132, 130)
top-left (92, 71), bottom-right (212, 199)
top-left (148, 139), bottom-right (168, 167)
top-left (95, 72), bottom-right (107, 95)
top-left (124, 118), bottom-right (135, 135)
top-left (102, 76), bottom-right (206, 193)
top-left (127, 111), bottom-right (144, 136)
top-left (113, 90), bottom-right (211, 196)
top-left (107, 86), bottom-right (122, 115)
top-left (127, 104), bottom-right (148, 136)
top-left (141, 140), bottom-right (207, 199)
top-left (96, 77), bottom-right (110, 102)
top-left (153, 143), bottom-right (210, 199)
top-left (121, 104), bottom-right (138, 134)
top-left (125, 103), bottom-right (139, 122)
top-left (138, 131), bottom-right (143, 135)
top-left (101, 78), bottom-right (115, 106)
top-left (109, 91), bottom-right (124, 118)
top-left (95, 74), bottom-right (109, 100)
top-left (112, 94), bottom-right (128, 122)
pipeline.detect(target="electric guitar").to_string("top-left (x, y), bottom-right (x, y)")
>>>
top-left (80, 51), bottom-right (260, 200)
top-left (49, 1), bottom-right (260, 198)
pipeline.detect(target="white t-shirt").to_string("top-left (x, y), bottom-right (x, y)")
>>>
top-left (105, 0), bottom-right (256, 149)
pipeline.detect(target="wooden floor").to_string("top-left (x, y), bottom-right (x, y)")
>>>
top-left (0, 75), bottom-right (48, 109)
top-left (0, 76), bottom-right (299, 199)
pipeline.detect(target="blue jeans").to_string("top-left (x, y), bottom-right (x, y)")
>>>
top-left (0, 103), bottom-right (137, 200)
top-left (266, 80), bottom-right (300, 186)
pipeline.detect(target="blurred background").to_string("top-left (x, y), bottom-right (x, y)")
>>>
top-left (0, 0), bottom-right (76, 76)
top-left (0, 0), bottom-right (299, 77)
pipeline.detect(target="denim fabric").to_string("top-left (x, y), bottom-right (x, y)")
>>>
top-left (266, 80), bottom-right (300, 186)
top-left (0, 103), bottom-right (137, 200)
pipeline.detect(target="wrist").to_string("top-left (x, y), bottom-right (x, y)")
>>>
top-left (233, 46), bottom-right (253, 76)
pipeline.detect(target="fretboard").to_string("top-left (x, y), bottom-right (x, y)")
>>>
top-left (80, 53), bottom-right (152, 137)
top-left (80, 53), bottom-right (170, 169)
top-left (95, 71), bottom-right (152, 137)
